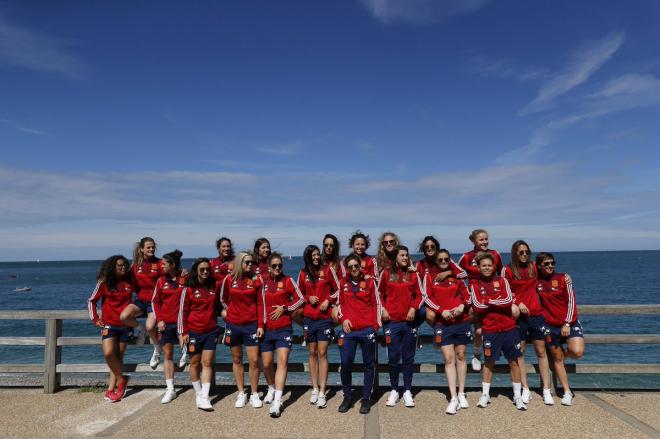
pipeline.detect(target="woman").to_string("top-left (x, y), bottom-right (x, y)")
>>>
top-left (151, 250), bottom-right (186, 404)
top-left (469, 253), bottom-right (526, 411)
top-left (87, 255), bottom-right (134, 402)
top-left (220, 251), bottom-right (263, 408)
top-left (210, 237), bottom-right (235, 284)
top-left (423, 249), bottom-right (471, 414)
top-left (376, 231), bottom-right (400, 275)
top-left (177, 258), bottom-right (220, 411)
top-left (502, 241), bottom-right (553, 405)
top-left (253, 238), bottom-right (271, 279)
top-left (379, 246), bottom-right (423, 408)
top-left (298, 245), bottom-right (338, 408)
top-left (336, 254), bottom-right (382, 415)
top-left (258, 253), bottom-right (305, 417)
top-left (536, 252), bottom-right (584, 406)
top-left (458, 229), bottom-right (502, 372)
top-left (347, 230), bottom-right (377, 278)
top-left (321, 233), bottom-right (342, 278)
top-left (120, 237), bottom-right (164, 370)
top-left (416, 236), bottom-right (467, 282)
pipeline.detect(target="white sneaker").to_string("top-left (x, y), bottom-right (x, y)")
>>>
top-left (178, 348), bottom-right (189, 368)
top-left (515, 397), bottom-right (527, 411)
top-left (446, 398), bottom-right (459, 415)
top-left (309, 388), bottom-right (319, 404)
top-left (561, 391), bottom-right (573, 406)
top-left (264, 387), bottom-right (275, 404)
top-left (316, 391), bottom-right (327, 409)
top-left (385, 390), bottom-right (400, 407)
top-left (234, 391), bottom-right (247, 408)
top-left (402, 390), bottom-right (415, 407)
top-left (521, 387), bottom-right (531, 404)
top-left (458, 393), bottom-right (469, 409)
top-left (196, 395), bottom-right (213, 411)
top-left (477, 394), bottom-right (490, 408)
top-left (250, 392), bottom-right (263, 408)
top-left (471, 355), bottom-right (482, 371)
top-left (269, 399), bottom-right (282, 418)
top-left (543, 389), bottom-right (555, 405)
top-left (161, 388), bottom-right (176, 404)
top-left (149, 349), bottom-right (161, 369)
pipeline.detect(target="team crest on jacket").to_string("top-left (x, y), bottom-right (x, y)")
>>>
top-left (552, 280), bottom-right (559, 288)
top-left (359, 281), bottom-right (366, 289)
top-left (318, 271), bottom-right (325, 280)
top-left (493, 281), bottom-right (500, 288)
top-left (232, 281), bottom-right (238, 288)
top-left (277, 282), bottom-right (284, 289)
top-left (151, 263), bottom-right (158, 271)
top-left (193, 290), bottom-right (201, 298)
top-left (247, 279), bottom-right (253, 287)
top-left (361, 261), bottom-right (366, 267)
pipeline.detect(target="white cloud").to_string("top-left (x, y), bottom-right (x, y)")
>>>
top-left (0, 117), bottom-right (48, 136)
top-left (0, 9), bottom-right (87, 78)
top-left (359, 0), bottom-right (489, 26)
top-left (469, 55), bottom-right (550, 82)
top-left (256, 142), bottom-right (304, 156)
top-left (519, 31), bottom-right (625, 115)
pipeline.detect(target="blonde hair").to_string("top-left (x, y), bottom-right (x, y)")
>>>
top-left (232, 251), bottom-right (254, 279)
top-left (376, 231), bottom-right (399, 273)
top-left (132, 237), bottom-right (156, 267)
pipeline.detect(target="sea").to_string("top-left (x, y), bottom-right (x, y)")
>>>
top-left (1, 251), bottom-right (659, 389)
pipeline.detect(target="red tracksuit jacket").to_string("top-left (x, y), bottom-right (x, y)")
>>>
top-left (220, 275), bottom-right (262, 326)
top-left (378, 269), bottom-right (424, 322)
top-left (88, 279), bottom-right (134, 327)
top-left (131, 257), bottom-right (164, 302)
top-left (458, 249), bottom-right (503, 280)
top-left (536, 272), bottom-right (578, 326)
top-left (337, 277), bottom-right (381, 330)
top-left (416, 258), bottom-right (468, 281)
top-left (297, 266), bottom-right (339, 320)
top-left (469, 276), bottom-right (516, 333)
top-left (257, 275), bottom-right (305, 330)
top-left (210, 257), bottom-right (234, 284)
top-left (177, 283), bottom-right (220, 335)
top-left (152, 274), bottom-right (187, 324)
top-left (424, 275), bottom-right (471, 325)
top-left (501, 265), bottom-right (543, 317)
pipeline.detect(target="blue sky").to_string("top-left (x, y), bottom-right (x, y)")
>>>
top-left (1, 0), bottom-right (660, 261)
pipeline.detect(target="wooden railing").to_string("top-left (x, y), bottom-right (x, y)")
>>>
top-left (1, 305), bottom-right (660, 393)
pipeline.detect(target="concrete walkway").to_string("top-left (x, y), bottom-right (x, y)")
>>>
top-left (1, 387), bottom-right (659, 439)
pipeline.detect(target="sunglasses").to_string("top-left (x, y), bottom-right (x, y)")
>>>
top-left (347, 264), bottom-right (360, 270)
top-left (437, 257), bottom-right (450, 263)
top-left (541, 261), bottom-right (555, 267)
top-left (383, 239), bottom-right (396, 245)
top-left (518, 250), bottom-right (530, 256)
top-left (424, 245), bottom-right (436, 250)
top-left (324, 243), bottom-right (335, 248)
top-left (270, 263), bottom-right (283, 269)
top-left (199, 267), bottom-right (210, 272)
top-left (243, 260), bottom-right (254, 265)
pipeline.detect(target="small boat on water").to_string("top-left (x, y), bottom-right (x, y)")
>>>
top-left (14, 287), bottom-right (32, 292)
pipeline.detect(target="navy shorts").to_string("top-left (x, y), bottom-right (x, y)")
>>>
top-left (517, 315), bottom-right (548, 342)
top-left (260, 328), bottom-right (293, 352)
top-left (132, 298), bottom-right (153, 316)
top-left (101, 325), bottom-right (130, 342)
top-left (160, 323), bottom-right (179, 345)
top-left (223, 322), bottom-right (259, 347)
top-left (303, 318), bottom-right (335, 343)
top-left (483, 329), bottom-right (522, 362)
top-left (434, 321), bottom-right (473, 347)
top-left (547, 320), bottom-right (584, 347)
top-left (188, 328), bottom-right (219, 354)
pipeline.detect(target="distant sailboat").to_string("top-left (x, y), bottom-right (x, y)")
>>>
top-left (14, 287), bottom-right (32, 292)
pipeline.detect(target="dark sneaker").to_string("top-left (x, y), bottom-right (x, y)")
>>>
top-left (359, 399), bottom-right (371, 414)
top-left (338, 397), bottom-right (352, 413)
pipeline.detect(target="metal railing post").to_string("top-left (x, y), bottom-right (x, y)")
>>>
top-left (44, 318), bottom-right (62, 393)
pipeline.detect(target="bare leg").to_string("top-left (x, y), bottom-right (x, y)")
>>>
top-left (318, 341), bottom-right (329, 394)
top-left (550, 345), bottom-right (570, 392)
top-left (162, 343), bottom-right (174, 380)
top-left (532, 339), bottom-right (551, 389)
top-left (307, 342), bottom-right (319, 391)
top-left (230, 345), bottom-right (245, 393)
top-left (200, 350), bottom-right (215, 384)
top-left (262, 351), bottom-right (275, 387)
top-left (455, 344), bottom-right (467, 394)
top-left (516, 340), bottom-right (529, 389)
top-left (275, 348), bottom-right (290, 391)
top-left (102, 337), bottom-right (123, 391)
top-left (441, 344), bottom-right (457, 399)
top-left (119, 304), bottom-right (142, 329)
top-left (247, 346), bottom-right (260, 394)
top-left (189, 353), bottom-right (202, 382)
top-left (145, 313), bottom-right (159, 348)
top-left (566, 337), bottom-right (584, 359)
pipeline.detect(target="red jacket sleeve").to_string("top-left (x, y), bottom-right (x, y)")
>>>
top-left (487, 278), bottom-right (513, 309)
top-left (257, 281), bottom-right (266, 329)
top-left (219, 276), bottom-right (230, 310)
top-left (177, 287), bottom-right (190, 335)
top-left (411, 272), bottom-right (425, 310)
top-left (87, 281), bottom-right (104, 325)
top-left (285, 277), bottom-right (305, 312)
top-left (458, 253), bottom-right (481, 279)
top-left (152, 278), bottom-right (163, 322)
